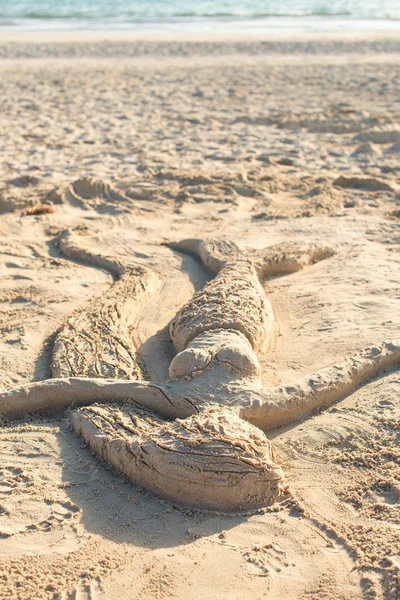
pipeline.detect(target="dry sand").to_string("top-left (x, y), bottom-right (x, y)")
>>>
top-left (0, 31), bottom-right (399, 599)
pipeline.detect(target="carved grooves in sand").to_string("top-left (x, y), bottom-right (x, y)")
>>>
top-left (71, 405), bottom-right (284, 511)
top-left (170, 260), bottom-right (273, 353)
top-left (168, 239), bottom-right (335, 379)
top-left (53, 230), bottom-right (159, 380)
top-left (69, 239), bottom-right (399, 510)
top-left (169, 239), bottom-right (336, 354)
top-left (52, 274), bottom-right (146, 380)
top-left (1, 237), bottom-right (400, 511)
top-left (52, 233), bottom-right (285, 510)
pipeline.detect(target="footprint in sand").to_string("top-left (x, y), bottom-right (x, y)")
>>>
top-left (0, 464), bottom-right (82, 555)
top-left (58, 579), bottom-right (103, 600)
top-left (243, 542), bottom-right (296, 577)
top-left (0, 466), bottom-right (31, 494)
top-left (0, 494), bottom-right (80, 538)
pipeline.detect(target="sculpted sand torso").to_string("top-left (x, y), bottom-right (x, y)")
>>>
top-left (1, 235), bottom-right (399, 511)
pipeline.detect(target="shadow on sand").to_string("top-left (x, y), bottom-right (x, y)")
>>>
top-left (57, 419), bottom-right (251, 550)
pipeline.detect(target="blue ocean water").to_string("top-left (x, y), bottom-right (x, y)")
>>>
top-left (0, 0), bottom-right (399, 32)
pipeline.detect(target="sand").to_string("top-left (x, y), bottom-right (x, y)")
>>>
top-left (0, 31), bottom-right (399, 599)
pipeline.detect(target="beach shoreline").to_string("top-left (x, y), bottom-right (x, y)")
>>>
top-left (1, 28), bottom-right (400, 43)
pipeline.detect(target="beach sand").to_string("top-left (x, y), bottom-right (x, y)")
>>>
top-left (0, 31), bottom-right (399, 599)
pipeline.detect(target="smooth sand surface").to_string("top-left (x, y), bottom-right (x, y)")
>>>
top-left (0, 32), bottom-right (399, 599)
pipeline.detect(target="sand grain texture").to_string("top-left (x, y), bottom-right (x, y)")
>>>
top-left (0, 32), bottom-right (399, 600)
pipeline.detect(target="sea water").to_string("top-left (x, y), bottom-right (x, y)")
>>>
top-left (0, 0), bottom-right (399, 32)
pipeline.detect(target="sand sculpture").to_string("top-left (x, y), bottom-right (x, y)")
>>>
top-left (1, 235), bottom-right (399, 510)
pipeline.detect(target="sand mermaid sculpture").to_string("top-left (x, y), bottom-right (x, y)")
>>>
top-left (1, 235), bottom-right (399, 510)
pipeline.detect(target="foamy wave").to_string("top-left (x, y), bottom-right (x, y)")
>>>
top-left (0, 0), bottom-right (398, 30)
top-left (0, 6), bottom-right (398, 22)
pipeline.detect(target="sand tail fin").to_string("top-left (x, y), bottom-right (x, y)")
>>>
top-left (58, 229), bottom-right (128, 277)
top-left (168, 238), bottom-right (245, 274)
top-left (253, 241), bottom-right (335, 278)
